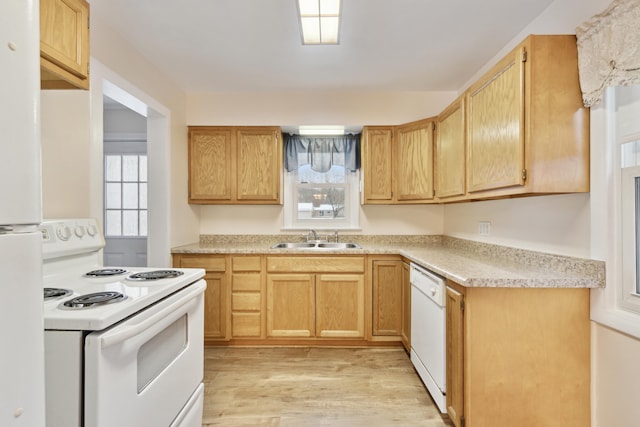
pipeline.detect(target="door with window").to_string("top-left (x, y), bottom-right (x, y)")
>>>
top-left (104, 145), bottom-right (148, 266)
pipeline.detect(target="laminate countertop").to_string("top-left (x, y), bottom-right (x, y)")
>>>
top-left (172, 235), bottom-right (605, 289)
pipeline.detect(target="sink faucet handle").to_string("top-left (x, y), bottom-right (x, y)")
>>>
top-left (334, 230), bottom-right (339, 243)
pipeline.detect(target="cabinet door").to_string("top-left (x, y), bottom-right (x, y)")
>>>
top-left (316, 274), bottom-right (365, 338)
top-left (235, 128), bottom-right (282, 203)
top-left (362, 127), bottom-right (394, 203)
top-left (401, 262), bottom-right (411, 351)
top-left (203, 272), bottom-right (227, 341)
top-left (40, 0), bottom-right (90, 89)
top-left (446, 286), bottom-right (464, 427)
top-left (395, 120), bottom-right (434, 201)
top-left (266, 274), bottom-right (315, 337)
top-left (436, 97), bottom-right (466, 199)
top-left (188, 128), bottom-right (233, 202)
top-left (467, 47), bottom-right (526, 193)
top-left (372, 260), bottom-right (403, 336)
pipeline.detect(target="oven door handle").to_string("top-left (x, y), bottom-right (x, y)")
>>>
top-left (99, 280), bottom-right (206, 349)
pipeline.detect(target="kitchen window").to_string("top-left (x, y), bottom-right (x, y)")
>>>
top-left (591, 84), bottom-right (640, 338)
top-left (282, 134), bottom-right (360, 230)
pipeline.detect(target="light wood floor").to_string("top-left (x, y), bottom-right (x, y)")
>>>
top-left (203, 346), bottom-right (453, 427)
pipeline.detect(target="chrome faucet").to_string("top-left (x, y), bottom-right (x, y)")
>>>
top-left (333, 230), bottom-right (339, 243)
top-left (308, 229), bottom-right (318, 241)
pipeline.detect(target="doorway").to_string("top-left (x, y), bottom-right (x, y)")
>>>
top-left (102, 95), bottom-right (148, 267)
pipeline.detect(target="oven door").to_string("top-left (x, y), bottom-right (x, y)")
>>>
top-left (84, 280), bottom-right (206, 427)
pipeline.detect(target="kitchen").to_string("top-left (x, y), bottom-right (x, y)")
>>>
top-left (3, 0), bottom-right (640, 426)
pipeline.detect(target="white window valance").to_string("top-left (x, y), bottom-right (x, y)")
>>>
top-left (576, 0), bottom-right (640, 107)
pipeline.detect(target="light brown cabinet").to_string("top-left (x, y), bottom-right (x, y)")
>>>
top-left (445, 281), bottom-right (590, 427)
top-left (172, 254), bottom-right (228, 344)
top-left (40, 0), bottom-right (90, 90)
top-left (466, 35), bottom-right (589, 199)
top-left (188, 126), bottom-right (282, 204)
top-left (395, 119), bottom-right (435, 202)
top-left (361, 120), bottom-right (435, 205)
top-left (371, 257), bottom-right (403, 339)
top-left (435, 96), bottom-right (466, 201)
top-left (266, 256), bottom-right (366, 340)
top-left (400, 261), bottom-right (411, 351)
top-left (231, 256), bottom-right (263, 338)
top-left (361, 126), bottom-right (394, 203)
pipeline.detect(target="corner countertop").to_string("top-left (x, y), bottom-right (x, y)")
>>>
top-left (171, 235), bottom-right (605, 289)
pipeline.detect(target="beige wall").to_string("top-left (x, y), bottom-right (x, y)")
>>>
top-left (41, 91), bottom-right (91, 218)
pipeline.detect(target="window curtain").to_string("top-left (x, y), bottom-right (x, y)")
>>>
top-left (576, 0), bottom-right (640, 107)
top-left (283, 133), bottom-right (361, 173)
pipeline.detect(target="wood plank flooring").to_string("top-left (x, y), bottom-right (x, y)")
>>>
top-left (203, 346), bottom-right (453, 426)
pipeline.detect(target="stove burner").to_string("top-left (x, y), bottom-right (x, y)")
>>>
top-left (127, 270), bottom-right (184, 281)
top-left (44, 288), bottom-right (73, 301)
top-left (61, 291), bottom-right (127, 309)
top-left (84, 268), bottom-right (128, 277)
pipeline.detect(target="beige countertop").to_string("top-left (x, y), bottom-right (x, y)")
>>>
top-left (172, 235), bottom-right (605, 289)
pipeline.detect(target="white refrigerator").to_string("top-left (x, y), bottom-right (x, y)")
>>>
top-left (0, 1), bottom-right (46, 426)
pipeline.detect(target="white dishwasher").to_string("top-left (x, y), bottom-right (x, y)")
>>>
top-left (410, 262), bottom-right (447, 413)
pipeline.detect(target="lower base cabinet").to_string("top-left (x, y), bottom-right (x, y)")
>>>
top-left (173, 254), bottom-right (228, 344)
top-left (445, 282), bottom-right (591, 427)
top-left (266, 273), bottom-right (365, 338)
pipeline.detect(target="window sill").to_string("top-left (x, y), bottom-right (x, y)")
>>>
top-left (280, 227), bottom-right (363, 232)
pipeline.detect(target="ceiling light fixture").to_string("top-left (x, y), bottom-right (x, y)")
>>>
top-left (297, 0), bottom-right (341, 45)
top-left (298, 125), bottom-right (345, 135)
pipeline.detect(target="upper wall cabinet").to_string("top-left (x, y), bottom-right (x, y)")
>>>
top-left (361, 120), bottom-right (435, 205)
top-left (395, 118), bottom-right (435, 202)
top-left (188, 126), bottom-right (282, 205)
top-left (40, 0), bottom-right (90, 90)
top-left (465, 35), bottom-right (589, 199)
top-left (435, 96), bottom-right (466, 201)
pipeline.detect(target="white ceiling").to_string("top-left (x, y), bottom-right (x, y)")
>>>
top-left (91, 0), bottom-right (555, 93)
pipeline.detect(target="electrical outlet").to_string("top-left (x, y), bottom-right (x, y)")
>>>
top-left (478, 221), bottom-right (491, 236)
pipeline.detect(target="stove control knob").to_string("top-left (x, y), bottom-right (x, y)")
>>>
top-left (74, 226), bottom-right (86, 238)
top-left (56, 225), bottom-right (71, 241)
top-left (87, 224), bottom-right (98, 237)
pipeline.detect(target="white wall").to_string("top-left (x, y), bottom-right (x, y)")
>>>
top-left (41, 91), bottom-right (91, 218)
top-left (200, 204), bottom-right (444, 235)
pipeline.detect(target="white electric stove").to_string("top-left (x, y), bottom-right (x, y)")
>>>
top-left (41, 218), bottom-right (206, 427)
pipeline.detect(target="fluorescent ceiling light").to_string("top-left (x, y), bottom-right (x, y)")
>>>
top-left (297, 0), bottom-right (341, 45)
top-left (298, 125), bottom-right (345, 135)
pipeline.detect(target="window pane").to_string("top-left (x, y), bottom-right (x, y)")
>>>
top-left (298, 164), bottom-right (345, 184)
top-left (140, 210), bottom-right (148, 237)
top-left (106, 183), bottom-right (121, 209)
top-left (139, 156), bottom-right (148, 182)
top-left (123, 155), bottom-right (139, 182)
top-left (139, 183), bottom-right (147, 210)
top-left (123, 210), bottom-right (138, 236)
top-left (123, 183), bottom-right (139, 209)
top-left (296, 186), bottom-right (345, 219)
top-left (105, 156), bottom-right (121, 181)
top-left (105, 210), bottom-right (121, 236)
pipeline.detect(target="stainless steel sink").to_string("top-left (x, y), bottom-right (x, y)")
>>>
top-left (270, 242), bottom-right (361, 250)
top-left (316, 242), bottom-right (361, 249)
top-left (270, 242), bottom-right (317, 249)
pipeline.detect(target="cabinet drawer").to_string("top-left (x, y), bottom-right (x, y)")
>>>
top-left (266, 256), bottom-right (365, 273)
top-left (232, 293), bottom-right (261, 311)
top-left (232, 313), bottom-right (261, 337)
top-left (179, 255), bottom-right (226, 271)
top-left (232, 256), bottom-right (261, 272)
top-left (232, 273), bottom-right (261, 291)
